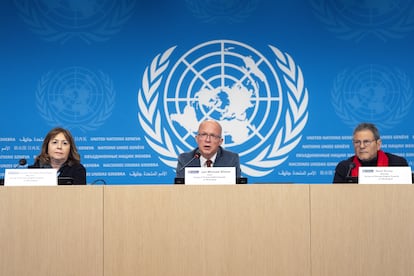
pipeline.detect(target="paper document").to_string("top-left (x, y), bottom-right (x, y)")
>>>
top-left (4, 168), bottom-right (58, 186)
top-left (358, 166), bottom-right (412, 184)
top-left (185, 167), bottom-right (236, 185)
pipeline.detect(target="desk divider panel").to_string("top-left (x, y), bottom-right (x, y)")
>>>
top-left (310, 185), bottom-right (414, 276)
top-left (0, 186), bottom-right (104, 276)
top-left (104, 184), bottom-right (311, 276)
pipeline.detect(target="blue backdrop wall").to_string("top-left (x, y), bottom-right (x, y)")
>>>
top-left (1, 0), bottom-right (414, 184)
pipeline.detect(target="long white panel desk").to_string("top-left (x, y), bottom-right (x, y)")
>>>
top-left (1, 184), bottom-right (413, 276)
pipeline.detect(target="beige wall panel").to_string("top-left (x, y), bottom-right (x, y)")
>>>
top-left (104, 185), bottom-right (310, 276)
top-left (0, 186), bottom-right (103, 276)
top-left (311, 185), bottom-right (414, 276)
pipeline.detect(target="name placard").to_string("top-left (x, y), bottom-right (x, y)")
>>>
top-left (185, 167), bottom-right (236, 185)
top-left (4, 168), bottom-right (58, 186)
top-left (358, 166), bottom-right (412, 184)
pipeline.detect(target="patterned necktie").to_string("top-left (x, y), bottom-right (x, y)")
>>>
top-left (206, 159), bottom-right (212, 167)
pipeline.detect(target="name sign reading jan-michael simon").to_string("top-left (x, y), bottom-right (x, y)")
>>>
top-left (185, 167), bottom-right (236, 185)
top-left (358, 167), bottom-right (412, 184)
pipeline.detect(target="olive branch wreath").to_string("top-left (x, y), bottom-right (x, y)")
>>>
top-left (309, 0), bottom-right (414, 42)
top-left (14, 0), bottom-right (135, 44)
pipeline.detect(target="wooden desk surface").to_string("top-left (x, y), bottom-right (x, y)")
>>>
top-left (1, 184), bottom-right (413, 276)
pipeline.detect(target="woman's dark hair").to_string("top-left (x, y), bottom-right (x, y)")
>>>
top-left (35, 127), bottom-right (81, 166)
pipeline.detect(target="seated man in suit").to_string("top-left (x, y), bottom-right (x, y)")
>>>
top-left (333, 122), bottom-right (409, 183)
top-left (175, 120), bottom-right (241, 182)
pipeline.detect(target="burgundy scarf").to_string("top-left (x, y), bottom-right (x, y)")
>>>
top-left (351, 150), bottom-right (389, 177)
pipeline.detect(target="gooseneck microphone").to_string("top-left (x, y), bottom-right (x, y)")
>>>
top-left (14, 158), bottom-right (27, 168)
top-left (177, 150), bottom-right (201, 173)
top-left (346, 162), bottom-right (356, 183)
top-left (174, 150), bottom-right (201, 184)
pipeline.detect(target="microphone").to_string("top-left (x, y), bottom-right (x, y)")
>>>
top-left (14, 158), bottom-right (27, 168)
top-left (345, 162), bottom-right (356, 183)
top-left (177, 150), bottom-right (201, 173)
top-left (174, 150), bottom-right (201, 184)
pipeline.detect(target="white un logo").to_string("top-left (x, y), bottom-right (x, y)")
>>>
top-left (138, 40), bottom-right (309, 177)
top-left (166, 40), bottom-right (282, 150)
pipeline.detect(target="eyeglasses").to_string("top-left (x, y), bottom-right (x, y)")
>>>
top-left (352, 139), bottom-right (377, 147)
top-left (197, 133), bottom-right (221, 140)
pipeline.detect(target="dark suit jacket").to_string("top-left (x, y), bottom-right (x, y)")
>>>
top-left (333, 152), bottom-right (409, 183)
top-left (176, 147), bottom-right (241, 179)
top-left (30, 161), bottom-right (87, 185)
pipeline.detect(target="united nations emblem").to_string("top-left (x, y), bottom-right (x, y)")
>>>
top-left (36, 67), bottom-right (115, 131)
top-left (14, 0), bottom-right (135, 44)
top-left (138, 40), bottom-right (309, 177)
top-left (331, 64), bottom-right (413, 129)
top-left (309, 0), bottom-right (414, 41)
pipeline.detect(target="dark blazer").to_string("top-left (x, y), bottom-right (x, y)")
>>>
top-left (333, 152), bottom-right (409, 183)
top-left (176, 147), bottom-right (241, 179)
top-left (30, 161), bottom-right (87, 185)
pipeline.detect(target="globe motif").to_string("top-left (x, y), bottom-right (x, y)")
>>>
top-left (36, 67), bottom-right (115, 130)
top-left (331, 64), bottom-right (413, 129)
top-left (164, 40), bottom-right (282, 153)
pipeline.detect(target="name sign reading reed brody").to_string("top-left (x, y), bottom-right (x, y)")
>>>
top-left (358, 166), bottom-right (412, 184)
